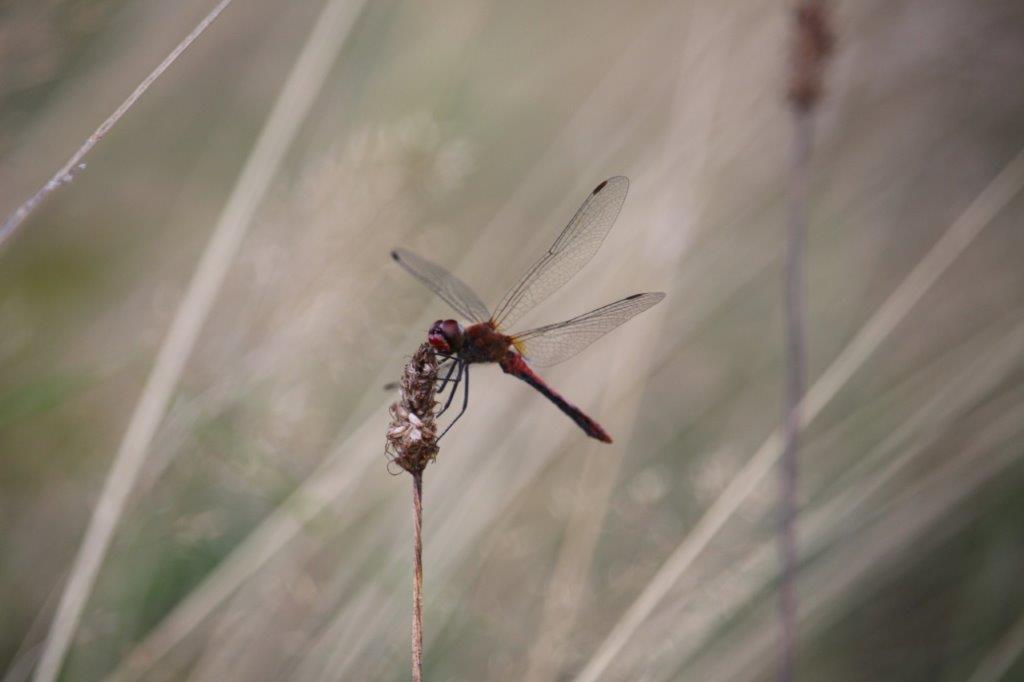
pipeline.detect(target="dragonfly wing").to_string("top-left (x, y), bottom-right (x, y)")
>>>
top-left (391, 248), bottom-right (491, 323)
top-left (491, 177), bottom-right (629, 329)
top-left (512, 292), bottom-right (665, 367)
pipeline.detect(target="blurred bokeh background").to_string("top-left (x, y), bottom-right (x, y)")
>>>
top-left (2, 0), bottom-right (1024, 680)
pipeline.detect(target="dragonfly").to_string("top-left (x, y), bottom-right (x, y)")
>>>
top-left (392, 176), bottom-right (664, 443)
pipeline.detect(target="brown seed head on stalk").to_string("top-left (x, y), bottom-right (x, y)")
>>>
top-left (788, 0), bottom-right (835, 113)
top-left (387, 343), bottom-right (440, 474)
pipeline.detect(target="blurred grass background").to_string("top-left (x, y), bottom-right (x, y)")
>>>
top-left (1, 0), bottom-right (1023, 680)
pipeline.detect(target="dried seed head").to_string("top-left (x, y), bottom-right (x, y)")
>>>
top-left (386, 343), bottom-right (440, 474)
top-left (788, 0), bottom-right (834, 112)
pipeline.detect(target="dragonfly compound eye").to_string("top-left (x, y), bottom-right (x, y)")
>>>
top-left (428, 319), bottom-right (463, 353)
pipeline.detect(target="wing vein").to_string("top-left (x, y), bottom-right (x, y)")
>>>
top-left (512, 292), bottom-right (665, 367)
top-left (391, 248), bottom-right (491, 323)
top-left (491, 177), bottom-right (629, 329)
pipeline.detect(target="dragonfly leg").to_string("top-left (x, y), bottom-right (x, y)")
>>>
top-left (435, 358), bottom-right (459, 394)
top-left (438, 365), bottom-right (469, 442)
top-left (436, 361), bottom-right (463, 417)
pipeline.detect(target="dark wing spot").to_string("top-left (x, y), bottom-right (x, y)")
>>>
top-left (593, 179), bottom-right (608, 194)
top-left (390, 250), bottom-right (400, 261)
top-left (626, 293), bottom-right (642, 300)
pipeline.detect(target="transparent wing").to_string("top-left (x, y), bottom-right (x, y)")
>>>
top-left (491, 176), bottom-right (629, 329)
top-left (391, 248), bottom-right (491, 323)
top-left (512, 292), bottom-right (665, 367)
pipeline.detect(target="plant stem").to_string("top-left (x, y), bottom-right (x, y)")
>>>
top-left (412, 469), bottom-right (424, 682)
top-left (29, 2), bottom-right (365, 680)
top-left (0, 0), bottom-right (236, 251)
top-left (575, 141), bottom-right (1024, 682)
top-left (779, 108), bottom-right (811, 682)
top-left (779, 2), bottom-right (831, 676)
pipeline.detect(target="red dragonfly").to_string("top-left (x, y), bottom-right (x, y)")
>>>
top-left (392, 176), bottom-right (664, 443)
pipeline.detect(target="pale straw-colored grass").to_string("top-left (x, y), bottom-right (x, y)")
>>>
top-left (684, 392), bottom-right (1024, 681)
top-left (524, 5), bottom-right (732, 678)
top-left (8, 2), bottom-right (1021, 681)
top-left (574, 143), bottom-right (1024, 682)
top-left (30, 1), bottom-right (368, 680)
top-left (106, 4), bottom-right (696, 675)
top-left (641, 316), bottom-right (1024, 678)
top-left (0, 0), bottom-right (236, 250)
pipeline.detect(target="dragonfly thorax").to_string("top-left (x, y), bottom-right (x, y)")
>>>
top-left (427, 319), bottom-right (464, 354)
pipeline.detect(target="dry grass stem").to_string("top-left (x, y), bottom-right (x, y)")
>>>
top-left (29, 2), bottom-right (365, 680)
top-left (702, 394), bottom-right (1024, 681)
top-left (108, 56), bottom-right (667, 669)
top-left (0, 0), bottom-right (236, 250)
top-left (780, 2), bottom-right (833, 680)
top-left (574, 141), bottom-right (1024, 682)
top-left (663, 320), bottom-right (1024, 677)
top-left (6, 3), bottom-right (1020, 680)
top-left (386, 343), bottom-right (441, 682)
top-left (411, 471), bottom-right (425, 682)
top-left (779, 111), bottom-right (809, 682)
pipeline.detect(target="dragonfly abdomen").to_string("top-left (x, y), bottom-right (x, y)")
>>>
top-left (500, 354), bottom-right (612, 443)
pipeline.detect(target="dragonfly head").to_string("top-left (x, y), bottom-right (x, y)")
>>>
top-left (427, 319), bottom-right (464, 354)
